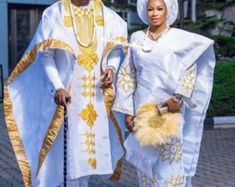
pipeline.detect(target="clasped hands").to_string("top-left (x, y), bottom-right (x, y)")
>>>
top-left (125, 96), bottom-right (183, 132)
top-left (54, 68), bottom-right (114, 107)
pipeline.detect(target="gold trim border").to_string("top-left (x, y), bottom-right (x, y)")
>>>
top-left (101, 36), bottom-right (127, 180)
top-left (100, 36), bottom-right (128, 75)
top-left (103, 87), bottom-right (125, 181)
top-left (4, 86), bottom-right (32, 187)
top-left (4, 39), bottom-right (74, 186)
top-left (36, 106), bottom-right (64, 175)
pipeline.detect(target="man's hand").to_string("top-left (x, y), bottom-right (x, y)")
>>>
top-left (125, 114), bottom-right (135, 132)
top-left (54, 89), bottom-right (71, 107)
top-left (162, 96), bottom-right (183, 113)
top-left (100, 68), bottom-right (114, 89)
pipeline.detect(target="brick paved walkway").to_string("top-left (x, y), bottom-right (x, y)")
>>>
top-left (1, 104), bottom-right (235, 187)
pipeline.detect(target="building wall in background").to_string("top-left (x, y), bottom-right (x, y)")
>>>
top-left (0, 0), bottom-right (56, 79)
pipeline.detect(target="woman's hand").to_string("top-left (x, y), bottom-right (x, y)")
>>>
top-left (54, 88), bottom-right (71, 107)
top-left (125, 114), bottom-right (135, 132)
top-left (162, 96), bottom-right (183, 113)
top-left (100, 68), bottom-right (114, 89)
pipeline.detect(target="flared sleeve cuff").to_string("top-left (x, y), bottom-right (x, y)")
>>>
top-left (112, 104), bottom-right (135, 116)
top-left (175, 63), bottom-right (197, 98)
top-left (112, 60), bottom-right (136, 116)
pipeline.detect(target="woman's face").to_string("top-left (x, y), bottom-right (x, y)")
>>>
top-left (147, 0), bottom-right (168, 27)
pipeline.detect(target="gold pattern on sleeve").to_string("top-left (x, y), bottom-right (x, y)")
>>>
top-left (117, 63), bottom-right (136, 93)
top-left (176, 64), bottom-right (197, 98)
top-left (165, 175), bottom-right (185, 187)
top-left (112, 105), bottom-right (133, 115)
top-left (160, 138), bottom-right (182, 164)
top-left (182, 69), bottom-right (196, 91)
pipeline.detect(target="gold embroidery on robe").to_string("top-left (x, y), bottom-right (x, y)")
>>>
top-left (63, 16), bottom-right (73, 27)
top-left (79, 103), bottom-right (98, 128)
top-left (160, 138), bottom-right (182, 164)
top-left (81, 74), bottom-right (96, 98)
top-left (165, 175), bottom-right (185, 187)
top-left (96, 15), bottom-right (104, 26)
top-left (117, 62), bottom-right (136, 93)
top-left (77, 51), bottom-right (99, 72)
top-left (63, 0), bottom-right (101, 169)
top-left (141, 172), bottom-right (158, 187)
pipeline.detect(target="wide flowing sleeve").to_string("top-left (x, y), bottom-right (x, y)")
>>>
top-left (105, 49), bottom-right (122, 75)
top-left (106, 13), bottom-right (127, 72)
top-left (112, 36), bottom-right (136, 116)
top-left (167, 29), bottom-right (216, 178)
top-left (3, 3), bottom-right (76, 186)
top-left (170, 29), bottom-right (215, 108)
top-left (101, 7), bottom-right (128, 74)
top-left (183, 45), bottom-right (216, 177)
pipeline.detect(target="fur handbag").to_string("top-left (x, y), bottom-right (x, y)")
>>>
top-left (133, 102), bottom-right (184, 147)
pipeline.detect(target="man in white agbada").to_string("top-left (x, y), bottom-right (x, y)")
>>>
top-left (113, 0), bottom-right (215, 186)
top-left (4, 0), bottom-right (127, 186)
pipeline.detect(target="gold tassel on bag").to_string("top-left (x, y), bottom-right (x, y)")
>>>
top-left (133, 102), bottom-right (184, 147)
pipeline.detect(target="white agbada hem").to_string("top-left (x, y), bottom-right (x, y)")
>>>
top-left (113, 28), bottom-right (215, 186)
top-left (4, 0), bottom-right (127, 186)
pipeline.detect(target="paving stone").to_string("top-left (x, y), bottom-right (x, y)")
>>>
top-left (1, 104), bottom-right (235, 186)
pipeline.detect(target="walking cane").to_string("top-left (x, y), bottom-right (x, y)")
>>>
top-left (63, 106), bottom-right (68, 187)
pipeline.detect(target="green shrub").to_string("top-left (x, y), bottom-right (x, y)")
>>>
top-left (207, 60), bottom-right (235, 116)
top-left (190, 16), bottom-right (219, 32)
top-left (211, 35), bottom-right (235, 58)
